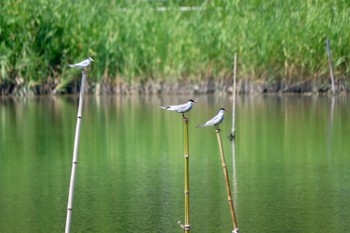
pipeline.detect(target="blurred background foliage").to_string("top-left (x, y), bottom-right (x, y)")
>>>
top-left (0, 0), bottom-right (349, 93)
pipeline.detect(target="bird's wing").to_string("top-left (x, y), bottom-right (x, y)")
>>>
top-left (75, 59), bottom-right (90, 67)
top-left (204, 118), bottom-right (215, 126)
top-left (165, 103), bottom-right (186, 112)
top-left (68, 59), bottom-right (89, 68)
top-left (160, 104), bottom-right (181, 111)
top-left (196, 111), bottom-right (221, 128)
top-left (196, 115), bottom-right (215, 128)
top-left (173, 103), bottom-right (190, 113)
top-left (212, 113), bottom-right (224, 125)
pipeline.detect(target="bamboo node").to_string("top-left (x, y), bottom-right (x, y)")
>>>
top-left (73, 161), bottom-right (78, 164)
top-left (184, 154), bottom-right (189, 158)
top-left (185, 191), bottom-right (189, 194)
top-left (78, 116), bottom-right (82, 119)
top-left (232, 228), bottom-right (239, 233)
top-left (228, 132), bottom-right (235, 141)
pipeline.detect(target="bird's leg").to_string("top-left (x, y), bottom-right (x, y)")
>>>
top-left (215, 125), bottom-right (220, 132)
top-left (182, 114), bottom-right (188, 120)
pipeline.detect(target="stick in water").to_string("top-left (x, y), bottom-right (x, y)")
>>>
top-left (229, 53), bottom-right (237, 140)
top-left (326, 37), bottom-right (336, 96)
top-left (65, 57), bottom-right (94, 233)
top-left (184, 117), bottom-right (190, 232)
top-left (65, 70), bottom-right (86, 233)
top-left (216, 127), bottom-right (239, 233)
top-left (197, 109), bottom-right (239, 232)
top-left (160, 99), bottom-right (197, 232)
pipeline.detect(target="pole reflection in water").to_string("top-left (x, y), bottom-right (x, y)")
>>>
top-left (1, 95), bottom-right (350, 232)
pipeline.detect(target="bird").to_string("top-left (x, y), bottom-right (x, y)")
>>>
top-left (160, 99), bottom-right (197, 119)
top-left (67, 57), bottom-right (94, 68)
top-left (196, 108), bottom-right (226, 129)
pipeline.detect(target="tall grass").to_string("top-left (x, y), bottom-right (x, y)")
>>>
top-left (0, 0), bottom-right (349, 93)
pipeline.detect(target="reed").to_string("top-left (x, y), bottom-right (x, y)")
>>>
top-left (65, 69), bottom-right (87, 233)
top-left (0, 0), bottom-right (349, 93)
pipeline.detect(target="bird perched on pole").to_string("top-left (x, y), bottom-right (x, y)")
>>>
top-left (196, 108), bottom-right (226, 129)
top-left (67, 57), bottom-right (94, 68)
top-left (160, 99), bottom-right (197, 119)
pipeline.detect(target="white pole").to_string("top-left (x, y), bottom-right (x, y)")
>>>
top-left (229, 54), bottom-right (237, 140)
top-left (65, 69), bottom-right (87, 233)
top-left (326, 38), bottom-right (336, 96)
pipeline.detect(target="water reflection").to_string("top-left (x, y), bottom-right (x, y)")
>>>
top-left (0, 95), bottom-right (350, 232)
top-left (327, 97), bottom-right (335, 159)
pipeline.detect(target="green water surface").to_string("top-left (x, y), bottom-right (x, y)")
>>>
top-left (0, 95), bottom-right (349, 233)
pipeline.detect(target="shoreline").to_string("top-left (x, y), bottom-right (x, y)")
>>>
top-left (1, 76), bottom-right (349, 96)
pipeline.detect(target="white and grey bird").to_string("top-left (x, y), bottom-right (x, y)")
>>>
top-left (67, 57), bottom-right (94, 68)
top-left (196, 108), bottom-right (226, 128)
top-left (160, 99), bottom-right (197, 119)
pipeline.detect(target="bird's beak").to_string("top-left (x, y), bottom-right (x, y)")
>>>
top-left (91, 58), bottom-right (95, 62)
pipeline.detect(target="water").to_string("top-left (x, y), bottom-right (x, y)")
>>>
top-left (0, 95), bottom-right (349, 233)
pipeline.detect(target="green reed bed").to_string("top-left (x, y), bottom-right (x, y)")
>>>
top-left (0, 0), bottom-right (349, 93)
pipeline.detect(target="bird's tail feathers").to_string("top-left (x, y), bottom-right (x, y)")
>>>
top-left (196, 123), bottom-right (206, 128)
top-left (160, 106), bottom-right (170, 110)
top-left (67, 64), bottom-right (75, 68)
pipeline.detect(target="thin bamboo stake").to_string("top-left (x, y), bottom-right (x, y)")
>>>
top-left (229, 54), bottom-right (238, 214)
top-left (231, 136), bottom-right (238, 198)
top-left (65, 69), bottom-right (87, 233)
top-left (215, 127), bottom-right (239, 233)
top-left (184, 118), bottom-right (190, 232)
top-left (178, 117), bottom-right (190, 232)
top-left (229, 53), bottom-right (237, 141)
top-left (326, 37), bottom-right (336, 96)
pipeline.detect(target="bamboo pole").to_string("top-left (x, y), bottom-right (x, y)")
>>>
top-left (179, 117), bottom-right (190, 232)
top-left (229, 54), bottom-right (238, 211)
top-left (231, 134), bottom-right (238, 198)
top-left (229, 54), bottom-right (238, 208)
top-left (229, 53), bottom-right (237, 141)
top-left (184, 117), bottom-right (190, 232)
top-left (326, 37), bottom-right (336, 96)
top-left (65, 69), bottom-right (87, 233)
top-left (215, 127), bottom-right (239, 233)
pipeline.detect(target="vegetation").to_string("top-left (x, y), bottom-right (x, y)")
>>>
top-left (0, 0), bottom-right (349, 94)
